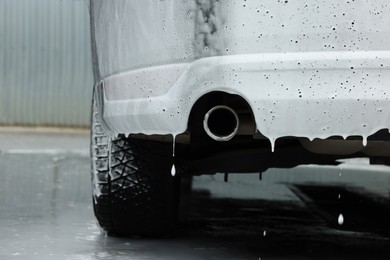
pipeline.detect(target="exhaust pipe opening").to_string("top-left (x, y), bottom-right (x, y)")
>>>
top-left (203, 105), bottom-right (239, 141)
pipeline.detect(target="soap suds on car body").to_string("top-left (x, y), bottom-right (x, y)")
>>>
top-left (194, 0), bottom-right (224, 58)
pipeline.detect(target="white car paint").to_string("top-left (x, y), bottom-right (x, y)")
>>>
top-left (90, 0), bottom-right (390, 151)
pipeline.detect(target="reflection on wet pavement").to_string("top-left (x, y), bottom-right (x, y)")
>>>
top-left (0, 150), bottom-right (389, 259)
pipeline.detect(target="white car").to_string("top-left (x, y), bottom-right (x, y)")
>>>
top-left (89, 0), bottom-right (390, 235)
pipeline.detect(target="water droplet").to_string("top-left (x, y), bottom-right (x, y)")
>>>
top-left (362, 137), bottom-right (367, 146)
top-left (338, 213), bottom-right (344, 225)
top-left (171, 164), bottom-right (176, 177)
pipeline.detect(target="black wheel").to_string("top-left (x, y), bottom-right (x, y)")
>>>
top-left (90, 92), bottom-right (179, 236)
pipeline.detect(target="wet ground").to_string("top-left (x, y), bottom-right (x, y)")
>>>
top-left (0, 128), bottom-right (389, 259)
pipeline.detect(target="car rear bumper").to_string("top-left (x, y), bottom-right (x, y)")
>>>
top-left (97, 51), bottom-right (390, 150)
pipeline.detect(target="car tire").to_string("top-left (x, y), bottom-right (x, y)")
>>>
top-left (91, 92), bottom-right (179, 236)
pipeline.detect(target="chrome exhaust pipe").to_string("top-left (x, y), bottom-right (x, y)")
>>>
top-left (203, 105), bottom-right (239, 141)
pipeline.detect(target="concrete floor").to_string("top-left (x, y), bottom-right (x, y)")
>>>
top-left (0, 128), bottom-right (389, 259)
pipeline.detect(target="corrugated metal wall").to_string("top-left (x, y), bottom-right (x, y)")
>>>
top-left (0, 0), bottom-right (93, 127)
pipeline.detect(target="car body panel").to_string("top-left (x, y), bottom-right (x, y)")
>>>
top-left (98, 51), bottom-right (390, 151)
top-left (90, 0), bottom-right (390, 152)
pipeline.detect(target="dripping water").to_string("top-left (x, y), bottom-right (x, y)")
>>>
top-left (171, 164), bottom-right (176, 177)
top-left (171, 134), bottom-right (176, 177)
top-left (338, 213), bottom-right (344, 225)
top-left (270, 138), bottom-right (276, 153)
top-left (337, 165), bottom-right (344, 225)
top-left (362, 136), bottom-right (367, 147)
